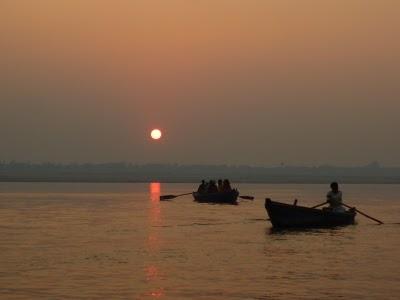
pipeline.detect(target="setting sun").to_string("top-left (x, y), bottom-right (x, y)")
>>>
top-left (150, 129), bottom-right (162, 140)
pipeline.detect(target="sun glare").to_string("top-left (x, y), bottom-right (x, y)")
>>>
top-left (151, 129), bottom-right (162, 140)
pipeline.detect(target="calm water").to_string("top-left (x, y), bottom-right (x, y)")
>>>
top-left (0, 183), bottom-right (399, 300)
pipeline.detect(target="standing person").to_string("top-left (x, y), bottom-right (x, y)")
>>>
top-left (327, 182), bottom-right (345, 212)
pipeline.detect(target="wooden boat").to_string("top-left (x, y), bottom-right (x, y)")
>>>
top-left (265, 198), bottom-right (356, 228)
top-left (192, 190), bottom-right (239, 204)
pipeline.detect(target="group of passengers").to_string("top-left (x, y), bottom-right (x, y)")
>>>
top-left (197, 179), bottom-right (232, 194)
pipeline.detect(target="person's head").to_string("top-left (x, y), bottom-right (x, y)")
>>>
top-left (210, 180), bottom-right (216, 185)
top-left (330, 182), bottom-right (339, 192)
top-left (201, 180), bottom-right (205, 184)
top-left (218, 179), bottom-right (222, 184)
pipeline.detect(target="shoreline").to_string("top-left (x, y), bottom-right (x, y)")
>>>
top-left (1, 179), bottom-right (399, 184)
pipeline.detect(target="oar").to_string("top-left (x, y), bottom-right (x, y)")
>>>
top-left (159, 192), bottom-right (192, 201)
top-left (239, 195), bottom-right (255, 200)
top-left (342, 203), bottom-right (384, 224)
top-left (310, 201), bottom-right (328, 209)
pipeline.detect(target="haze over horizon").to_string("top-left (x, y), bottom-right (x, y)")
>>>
top-left (1, 1), bottom-right (399, 166)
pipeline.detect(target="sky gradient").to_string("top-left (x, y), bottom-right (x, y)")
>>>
top-left (1, 1), bottom-right (399, 166)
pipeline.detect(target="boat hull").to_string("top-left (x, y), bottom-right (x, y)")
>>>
top-left (265, 199), bottom-right (356, 228)
top-left (193, 190), bottom-right (239, 204)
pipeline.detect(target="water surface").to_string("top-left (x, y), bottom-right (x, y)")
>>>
top-left (0, 183), bottom-right (399, 299)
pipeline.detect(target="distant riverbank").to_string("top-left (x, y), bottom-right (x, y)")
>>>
top-left (1, 162), bottom-right (400, 184)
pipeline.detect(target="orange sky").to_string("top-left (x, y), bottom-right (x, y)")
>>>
top-left (1, 1), bottom-right (399, 165)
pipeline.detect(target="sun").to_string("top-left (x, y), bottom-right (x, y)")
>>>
top-left (150, 129), bottom-right (162, 140)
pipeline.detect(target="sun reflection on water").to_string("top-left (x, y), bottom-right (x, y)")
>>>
top-left (143, 182), bottom-right (165, 299)
top-left (149, 182), bottom-right (161, 224)
top-left (145, 265), bottom-right (160, 281)
top-left (150, 182), bottom-right (161, 201)
top-left (147, 288), bottom-right (165, 298)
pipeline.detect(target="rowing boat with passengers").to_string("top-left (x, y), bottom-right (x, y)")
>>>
top-left (193, 189), bottom-right (239, 205)
top-left (265, 198), bottom-right (356, 228)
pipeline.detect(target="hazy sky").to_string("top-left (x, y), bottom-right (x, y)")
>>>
top-left (1, 1), bottom-right (399, 166)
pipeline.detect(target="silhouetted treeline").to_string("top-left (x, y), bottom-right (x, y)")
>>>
top-left (0, 161), bottom-right (399, 183)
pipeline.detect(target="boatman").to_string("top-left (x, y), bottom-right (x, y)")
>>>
top-left (327, 182), bottom-right (345, 212)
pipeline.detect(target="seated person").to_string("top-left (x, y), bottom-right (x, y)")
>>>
top-left (327, 182), bottom-right (345, 212)
top-left (222, 179), bottom-right (232, 192)
top-left (208, 180), bottom-right (219, 193)
top-left (217, 179), bottom-right (223, 192)
top-left (197, 180), bottom-right (207, 193)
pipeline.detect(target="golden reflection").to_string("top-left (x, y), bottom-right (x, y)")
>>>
top-left (149, 182), bottom-right (161, 225)
top-left (146, 235), bottom-right (160, 252)
top-left (147, 183), bottom-right (162, 250)
top-left (145, 265), bottom-right (160, 281)
top-left (146, 288), bottom-right (165, 298)
top-left (143, 183), bottom-right (165, 299)
top-left (150, 182), bottom-right (161, 201)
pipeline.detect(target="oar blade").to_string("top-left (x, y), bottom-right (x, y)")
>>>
top-left (159, 192), bottom-right (193, 201)
top-left (159, 195), bottom-right (176, 201)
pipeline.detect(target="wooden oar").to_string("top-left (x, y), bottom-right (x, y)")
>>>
top-left (310, 201), bottom-right (328, 209)
top-left (159, 192), bottom-right (192, 201)
top-left (239, 195), bottom-right (255, 200)
top-left (342, 203), bottom-right (384, 224)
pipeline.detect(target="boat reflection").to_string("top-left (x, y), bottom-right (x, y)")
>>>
top-left (267, 225), bottom-right (354, 236)
top-left (267, 227), bottom-right (328, 235)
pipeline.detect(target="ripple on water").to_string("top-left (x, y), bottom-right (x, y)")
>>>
top-left (1, 183), bottom-right (400, 299)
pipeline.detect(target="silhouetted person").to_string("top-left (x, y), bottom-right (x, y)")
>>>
top-left (222, 179), bottom-right (232, 192)
top-left (197, 180), bottom-right (207, 193)
top-left (208, 180), bottom-right (218, 193)
top-left (327, 182), bottom-right (345, 212)
top-left (217, 179), bottom-right (223, 192)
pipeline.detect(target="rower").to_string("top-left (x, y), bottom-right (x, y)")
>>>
top-left (327, 182), bottom-right (345, 212)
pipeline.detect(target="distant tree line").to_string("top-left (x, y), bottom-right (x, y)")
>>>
top-left (0, 161), bottom-right (399, 183)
